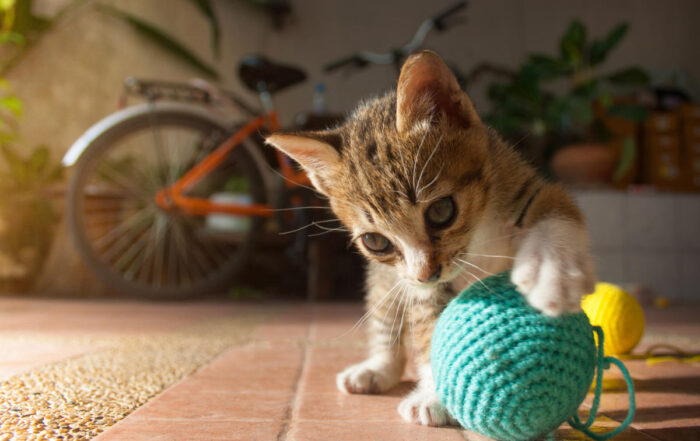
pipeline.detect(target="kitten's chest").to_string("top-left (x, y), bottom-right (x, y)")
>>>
top-left (451, 219), bottom-right (516, 293)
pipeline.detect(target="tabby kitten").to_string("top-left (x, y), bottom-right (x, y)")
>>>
top-left (267, 51), bottom-right (595, 427)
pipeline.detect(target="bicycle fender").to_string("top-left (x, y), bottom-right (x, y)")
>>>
top-left (62, 102), bottom-right (233, 166)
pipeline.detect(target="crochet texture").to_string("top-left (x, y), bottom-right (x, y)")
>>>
top-left (431, 271), bottom-right (596, 441)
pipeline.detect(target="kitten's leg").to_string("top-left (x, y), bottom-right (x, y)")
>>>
top-left (336, 262), bottom-right (406, 394)
top-left (398, 285), bottom-right (459, 427)
top-left (510, 185), bottom-right (596, 316)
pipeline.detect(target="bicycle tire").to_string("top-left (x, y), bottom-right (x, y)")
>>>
top-left (66, 106), bottom-right (267, 299)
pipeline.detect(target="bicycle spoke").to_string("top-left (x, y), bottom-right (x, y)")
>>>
top-left (98, 213), bottom-right (154, 264)
top-left (114, 223), bottom-right (154, 275)
top-left (135, 223), bottom-right (159, 285)
top-left (92, 207), bottom-right (155, 250)
top-left (152, 215), bottom-right (168, 288)
top-left (168, 218), bottom-right (195, 284)
top-left (172, 219), bottom-right (211, 279)
top-left (147, 110), bottom-right (171, 186)
top-left (163, 226), bottom-right (180, 287)
top-left (123, 230), bottom-right (153, 282)
top-left (94, 159), bottom-right (152, 202)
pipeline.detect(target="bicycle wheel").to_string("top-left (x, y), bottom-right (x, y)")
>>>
top-left (67, 105), bottom-right (266, 299)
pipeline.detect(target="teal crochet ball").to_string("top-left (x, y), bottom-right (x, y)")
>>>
top-left (431, 271), bottom-right (596, 441)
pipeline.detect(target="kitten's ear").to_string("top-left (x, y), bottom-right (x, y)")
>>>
top-left (265, 131), bottom-right (342, 195)
top-left (396, 50), bottom-right (480, 134)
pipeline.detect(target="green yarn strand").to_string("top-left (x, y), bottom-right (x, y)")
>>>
top-left (568, 326), bottom-right (636, 441)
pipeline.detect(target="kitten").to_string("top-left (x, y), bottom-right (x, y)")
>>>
top-left (267, 51), bottom-right (595, 427)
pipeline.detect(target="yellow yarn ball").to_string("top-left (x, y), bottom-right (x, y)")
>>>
top-left (581, 283), bottom-right (645, 355)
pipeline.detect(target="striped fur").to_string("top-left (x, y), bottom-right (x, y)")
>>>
top-left (267, 51), bottom-right (595, 428)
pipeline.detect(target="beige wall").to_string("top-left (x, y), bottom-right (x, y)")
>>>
top-left (8, 0), bottom-right (700, 158)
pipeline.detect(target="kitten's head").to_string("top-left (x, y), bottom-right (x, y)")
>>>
top-left (267, 51), bottom-right (493, 293)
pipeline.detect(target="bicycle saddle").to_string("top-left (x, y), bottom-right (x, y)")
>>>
top-left (238, 55), bottom-right (307, 93)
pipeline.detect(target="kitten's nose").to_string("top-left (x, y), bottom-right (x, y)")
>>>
top-left (418, 265), bottom-right (442, 283)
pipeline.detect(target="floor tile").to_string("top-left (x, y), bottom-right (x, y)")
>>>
top-left (95, 418), bottom-right (282, 441)
top-left (298, 347), bottom-right (369, 395)
top-left (552, 416), bottom-right (659, 440)
top-left (192, 345), bottom-right (304, 392)
top-left (287, 421), bottom-right (465, 441)
top-left (0, 341), bottom-right (96, 381)
top-left (128, 388), bottom-right (290, 421)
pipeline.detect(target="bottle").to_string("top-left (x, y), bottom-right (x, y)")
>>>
top-left (312, 82), bottom-right (326, 114)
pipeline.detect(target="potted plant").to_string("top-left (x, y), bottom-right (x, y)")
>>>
top-left (0, 144), bottom-right (63, 289)
top-left (485, 20), bottom-right (650, 186)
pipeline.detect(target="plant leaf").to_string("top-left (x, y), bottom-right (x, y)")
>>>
top-left (571, 79), bottom-right (599, 99)
top-left (186, 0), bottom-right (220, 57)
top-left (564, 96), bottom-right (594, 126)
top-left (613, 136), bottom-right (637, 181)
top-left (607, 67), bottom-right (650, 85)
top-left (590, 23), bottom-right (628, 66)
top-left (0, 95), bottom-right (22, 116)
top-left (99, 5), bottom-right (219, 78)
top-left (528, 53), bottom-right (572, 79)
top-left (28, 145), bottom-right (49, 175)
top-left (560, 20), bottom-right (587, 68)
top-left (11, 0), bottom-right (51, 36)
top-left (607, 104), bottom-right (649, 121)
top-left (1, 144), bottom-right (27, 187)
top-left (0, 31), bottom-right (26, 46)
top-left (0, 0), bottom-right (16, 11)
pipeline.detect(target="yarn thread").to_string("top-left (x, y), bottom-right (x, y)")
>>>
top-left (431, 271), bottom-right (636, 441)
top-left (569, 325), bottom-right (636, 440)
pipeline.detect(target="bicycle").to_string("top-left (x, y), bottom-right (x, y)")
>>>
top-left (62, 1), bottom-right (467, 299)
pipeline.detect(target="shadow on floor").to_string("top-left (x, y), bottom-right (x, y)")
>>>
top-left (636, 375), bottom-right (700, 394)
top-left (641, 426), bottom-right (700, 441)
top-left (600, 375), bottom-right (700, 394)
top-left (385, 381), bottom-right (417, 397)
top-left (606, 404), bottom-right (700, 423)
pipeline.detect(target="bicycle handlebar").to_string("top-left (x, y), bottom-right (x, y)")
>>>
top-left (323, 1), bottom-right (466, 73)
top-left (324, 54), bottom-right (369, 73)
top-left (432, 1), bottom-right (467, 30)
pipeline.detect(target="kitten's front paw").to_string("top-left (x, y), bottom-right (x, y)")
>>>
top-left (512, 219), bottom-right (595, 316)
top-left (398, 389), bottom-right (458, 427)
top-left (336, 355), bottom-right (401, 394)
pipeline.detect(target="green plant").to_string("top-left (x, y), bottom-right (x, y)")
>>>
top-left (0, 144), bottom-right (63, 278)
top-left (99, 2), bottom-right (220, 78)
top-left (485, 20), bottom-right (650, 156)
top-left (99, 0), bottom-right (293, 79)
top-left (0, 1), bottom-right (63, 282)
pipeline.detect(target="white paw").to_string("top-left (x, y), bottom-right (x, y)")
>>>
top-left (336, 355), bottom-right (401, 394)
top-left (398, 389), bottom-right (458, 427)
top-left (512, 219), bottom-right (596, 316)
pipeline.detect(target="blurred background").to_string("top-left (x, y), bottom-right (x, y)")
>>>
top-left (1, 0), bottom-right (699, 304)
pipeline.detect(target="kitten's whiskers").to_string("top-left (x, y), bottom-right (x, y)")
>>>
top-left (393, 285), bottom-right (410, 347)
top-left (336, 279), bottom-right (404, 339)
top-left (279, 218), bottom-right (343, 235)
top-left (459, 251), bottom-right (515, 260)
top-left (411, 129), bottom-right (429, 193)
top-left (454, 257), bottom-right (495, 276)
top-left (415, 134), bottom-right (443, 199)
top-left (452, 258), bottom-right (501, 298)
top-left (417, 163), bottom-right (445, 202)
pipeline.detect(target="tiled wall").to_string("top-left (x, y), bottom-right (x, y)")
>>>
top-left (575, 190), bottom-right (700, 301)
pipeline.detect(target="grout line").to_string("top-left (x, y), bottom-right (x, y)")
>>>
top-left (276, 308), bottom-right (316, 441)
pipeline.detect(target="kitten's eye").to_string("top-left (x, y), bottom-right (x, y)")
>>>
top-left (426, 197), bottom-right (455, 228)
top-left (361, 233), bottom-right (392, 253)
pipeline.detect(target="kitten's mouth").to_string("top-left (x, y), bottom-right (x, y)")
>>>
top-left (407, 267), bottom-right (459, 289)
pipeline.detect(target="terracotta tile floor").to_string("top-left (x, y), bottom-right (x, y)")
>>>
top-left (0, 297), bottom-right (698, 441)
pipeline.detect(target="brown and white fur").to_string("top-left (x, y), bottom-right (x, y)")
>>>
top-left (267, 51), bottom-right (595, 427)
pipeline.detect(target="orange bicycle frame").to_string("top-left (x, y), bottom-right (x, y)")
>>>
top-left (155, 110), bottom-right (311, 217)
